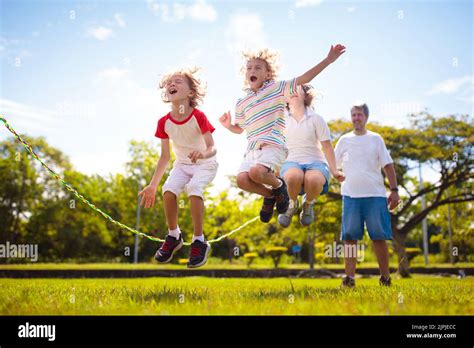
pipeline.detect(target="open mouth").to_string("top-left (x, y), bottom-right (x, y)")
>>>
top-left (168, 87), bottom-right (178, 95)
top-left (250, 76), bottom-right (257, 83)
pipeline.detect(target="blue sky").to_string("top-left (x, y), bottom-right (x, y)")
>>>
top-left (1, 0), bottom-right (472, 191)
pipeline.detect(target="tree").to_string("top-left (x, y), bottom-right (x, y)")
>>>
top-left (0, 135), bottom-right (72, 246)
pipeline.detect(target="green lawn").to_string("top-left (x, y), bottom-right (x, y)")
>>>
top-left (0, 261), bottom-right (472, 270)
top-left (0, 276), bottom-right (472, 315)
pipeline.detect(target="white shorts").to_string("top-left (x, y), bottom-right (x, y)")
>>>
top-left (237, 145), bottom-right (288, 174)
top-left (162, 160), bottom-right (218, 199)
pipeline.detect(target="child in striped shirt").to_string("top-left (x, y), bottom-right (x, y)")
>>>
top-left (219, 45), bottom-right (345, 222)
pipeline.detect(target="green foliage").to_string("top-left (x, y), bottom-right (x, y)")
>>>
top-left (0, 112), bottom-right (472, 266)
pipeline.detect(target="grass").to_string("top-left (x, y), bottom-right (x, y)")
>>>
top-left (0, 276), bottom-right (472, 315)
top-left (0, 261), bottom-right (472, 270)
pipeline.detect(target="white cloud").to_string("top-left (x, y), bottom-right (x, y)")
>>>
top-left (0, 98), bottom-right (60, 134)
top-left (0, 98), bottom-right (58, 123)
top-left (94, 68), bottom-right (129, 83)
top-left (114, 13), bottom-right (126, 28)
top-left (147, 0), bottom-right (217, 22)
top-left (225, 13), bottom-right (267, 54)
top-left (426, 75), bottom-right (473, 95)
top-left (186, 0), bottom-right (217, 21)
top-left (86, 26), bottom-right (113, 41)
top-left (295, 0), bottom-right (323, 8)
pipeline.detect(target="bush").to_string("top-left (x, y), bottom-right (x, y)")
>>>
top-left (243, 252), bottom-right (258, 268)
top-left (265, 247), bottom-right (287, 268)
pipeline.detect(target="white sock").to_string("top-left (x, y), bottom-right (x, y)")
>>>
top-left (168, 227), bottom-right (181, 239)
top-left (192, 234), bottom-right (205, 243)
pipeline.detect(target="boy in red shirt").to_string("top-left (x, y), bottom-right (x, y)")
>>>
top-left (139, 67), bottom-right (218, 268)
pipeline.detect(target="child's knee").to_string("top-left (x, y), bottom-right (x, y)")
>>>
top-left (248, 165), bottom-right (266, 182)
top-left (163, 190), bottom-right (177, 201)
top-left (236, 173), bottom-right (251, 189)
top-left (305, 173), bottom-right (325, 188)
top-left (285, 171), bottom-right (304, 185)
top-left (188, 194), bottom-right (204, 202)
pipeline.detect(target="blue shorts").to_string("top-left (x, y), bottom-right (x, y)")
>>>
top-left (280, 161), bottom-right (329, 196)
top-left (341, 196), bottom-right (392, 241)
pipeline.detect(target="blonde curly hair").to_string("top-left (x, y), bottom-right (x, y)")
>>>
top-left (159, 67), bottom-right (206, 108)
top-left (241, 48), bottom-right (280, 88)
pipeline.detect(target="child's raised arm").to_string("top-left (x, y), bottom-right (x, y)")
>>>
top-left (219, 111), bottom-right (244, 134)
top-left (297, 44), bottom-right (346, 86)
top-left (138, 139), bottom-right (171, 209)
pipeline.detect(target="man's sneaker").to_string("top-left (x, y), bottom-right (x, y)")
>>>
top-left (341, 275), bottom-right (356, 288)
top-left (260, 196), bottom-right (275, 223)
top-left (300, 197), bottom-right (315, 226)
top-left (379, 275), bottom-right (392, 287)
top-left (187, 239), bottom-right (211, 268)
top-left (277, 199), bottom-right (299, 228)
top-left (272, 178), bottom-right (289, 214)
top-left (155, 234), bottom-right (183, 263)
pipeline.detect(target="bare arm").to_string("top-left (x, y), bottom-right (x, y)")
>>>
top-left (297, 44), bottom-right (346, 86)
top-left (227, 124), bottom-right (244, 134)
top-left (383, 163), bottom-right (400, 210)
top-left (188, 131), bottom-right (217, 163)
top-left (321, 140), bottom-right (345, 182)
top-left (383, 163), bottom-right (398, 189)
top-left (150, 139), bottom-right (171, 187)
top-left (138, 139), bottom-right (171, 208)
top-left (219, 111), bottom-right (244, 134)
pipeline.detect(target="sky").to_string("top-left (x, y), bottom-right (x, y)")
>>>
top-left (1, 0), bottom-right (472, 192)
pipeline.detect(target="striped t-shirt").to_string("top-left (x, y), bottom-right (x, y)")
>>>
top-left (235, 78), bottom-right (298, 152)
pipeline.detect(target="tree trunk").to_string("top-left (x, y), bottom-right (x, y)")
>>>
top-left (308, 227), bottom-right (315, 270)
top-left (392, 229), bottom-right (411, 278)
top-left (227, 239), bottom-right (233, 264)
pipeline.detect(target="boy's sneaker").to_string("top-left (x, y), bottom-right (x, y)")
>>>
top-left (300, 197), bottom-right (315, 226)
top-left (272, 178), bottom-right (289, 214)
top-left (379, 275), bottom-right (392, 287)
top-left (341, 275), bottom-right (356, 288)
top-left (155, 234), bottom-right (183, 263)
top-left (260, 196), bottom-right (275, 223)
top-left (187, 239), bottom-right (211, 268)
top-left (277, 199), bottom-right (299, 228)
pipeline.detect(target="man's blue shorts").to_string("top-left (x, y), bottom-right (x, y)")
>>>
top-left (341, 195), bottom-right (392, 241)
top-left (280, 161), bottom-right (329, 196)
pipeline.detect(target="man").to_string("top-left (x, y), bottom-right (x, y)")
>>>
top-left (335, 102), bottom-right (400, 287)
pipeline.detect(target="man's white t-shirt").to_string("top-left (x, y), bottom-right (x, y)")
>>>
top-left (334, 130), bottom-right (393, 198)
top-left (285, 107), bottom-right (331, 164)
